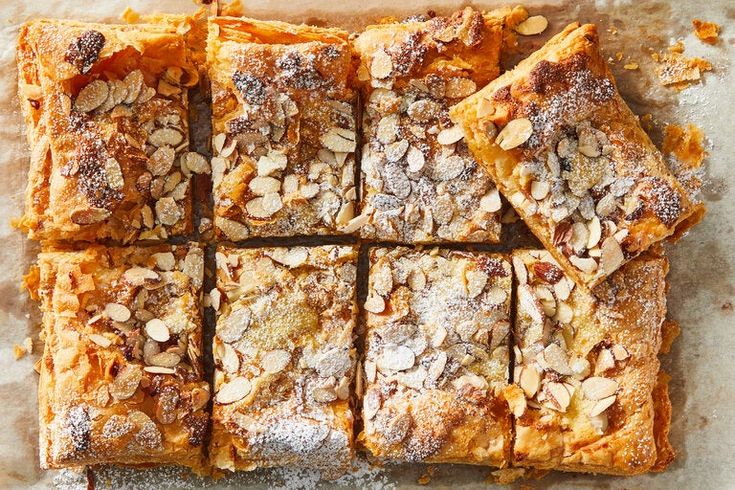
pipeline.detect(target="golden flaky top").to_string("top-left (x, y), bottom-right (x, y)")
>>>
top-left (451, 23), bottom-right (704, 288)
top-left (27, 244), bottom-right (208, 472)
top-left (359, 247), bottom-right (512, 466)
top-left (207, 18), bottom-right (358, 240)
top-left (508, 249), bottom-right (673, 475)
top-left (353, 8), bottom-right (509, 243)
top-left (209, 245), bottom-right (357, 476)
top-left (16, 17), bottom-right (207, 244)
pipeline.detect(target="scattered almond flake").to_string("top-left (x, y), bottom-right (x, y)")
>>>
top-left (123, 266), bottom-right (160, 286)
top-left (582, 376), bottom-right (618, 400)
top-left (110, 364), bottom-right (143, 400)
top-left (595, 348), bottom-right (616, 374)
top-left (444, 77), bottom-right (477, 98)
top-left (261, 349), bottom-right (291, 374)
top-left (543, 343), bottom-right (572, 375)
top-left (145, 318), bottom-right (170, 343)
top-left (105, 303), bottom-right (131, 322)
top-left (155, 197), bottom-right (182, 226)
top-left (436, 125), bottom-right (464, 145)
top-left (152, 252), bottom-right (176, 271)
top-left (611, 344), bottom-right (630, 361)
top-left (74, 79), bottom-right (108, 112)
top-left (341, 210), bottom-right (371, 233)
top-left (103, 158), bottom-right (124, 190)
top-left (144, 366), bottom-right (176, 375)
top-left (476, 97), bottom-right (494, 118)
top-left (590, 394), bottom-right (617, 417)
top-left (370, 50), bottom-right (393, 79)
top-left (149, 351), bottom-right (180, 368)
top-left (655, 47), bottom-right (713, 90)
top-left (70, 207), bottom-right (111, 225)
top-left (554, 301), bottom-right (573, 323)
top-left (547, 381), bottom-right (571, 412)
top-left (217, 217), bottom-right (250, 240)
top-left (519, 365), bottom-right (540, 397)
top-left (530, 180), bottom-right (550, 200)
top-left (249, 176), bottom-right (281, 196)
top-left (364, 292), bottom-right (386, 313)
top-left (149, 127), bottom-right (183, 148)
top-left (569, 255), bottom-right (598, 274)
top-left (495, 118), bottom-right (533, 150)
top-left (267, 247), bottom-right (308, 268)
top-left (514, 15), bottom-right (548, 36)
top-left (89, 333), bottom-right (111, 348)
top-left (692, 19), bottom-right (720, 44)
top-left (600, 237), bottom-right (624, 274)
top-left (181, 152), bottom-right (210, 174)
top-left (320, 127), bottom-right (357, 153)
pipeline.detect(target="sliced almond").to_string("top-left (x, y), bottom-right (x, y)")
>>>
top-left (476, 97), bottom-right (494, 118)
top-left (496, 118), bottom-right (533, 150)
top-left (89, 333), bottom-right (112, 348)
top-left (144, 366), bottom-right (175, 375)
top-left (152, 252), bottom-right (176, 271)
top-left (589, 394), bottom-right (617, 417)
top-left (217, 217), bottom-right (249, 241)
top-left (504, 385), bottom-right (527, 417)
top-left (514, 15), bottom-right (549, 36)
top-left (513, 256), bottom-right (528, 285)
top-left (377, 346), bottom-right (415, 372)
top-left (600, 237), bottom-right (625, 274)
top-left (547, 381), bottom-right (571, 412)
top-left (123, 267), bottom-right (160, 287)
top-left (249, 176), bottom-right (281, 196)
top-left (267, 247), bottom-right (308, 268)
top-left (582, 376), bottom-right (619, 400)
top-left (104, 158), bottom-right (125, 190)
top-left (74, 80), bottom-right (109, 112)
top-left (437, 125), bottom-right (465, 145)
top-left (445, 77), bottom-right (477, 98)
top-left (595, 348), bottom-right (616, 374)
top-left (543, 343), bottom-right (572, 375)
top-left (105, 303), bottom-right (131, 322)
top-left (149, 351), bottom-right (180, 368)
top-left (611, 344), bottom-right (630, 361)
top-left (156, 197), bottom-right (182, 226)
top-left (554, 301), bottom-right (574, 323)
top-left (145, 319), bottom-right (170, 343)
top-left (406, 146), bottom-right (425, 172)
top-left (257, 153), bottom-right (288, 176)
top-left (569, 255), bottom-right (598, 274)
top-left (364, 293), bottom-right (385, 313)
top-left (110, 364), bottom-right (143, 400)
top-left (519, 365), bottom-right (541, 397)
top-left (191, 387), bottom-right (211, 411)
top-left (530, 181), bottom-right (550, 201)
top-left (70, 207), bottom-right (111, 225)
top-left (261, 349), bottom-right (291, 374)
top-left (480, 188), bottom-right (502, 213)
top-left (149, 128), bottom-right (183, 148)
top-left (148, 146), bottom-right (175, 176)
top-left (335, 201), bottom-right (354, 226)
top-left (363, 390), bottom-right (381, 420)
top-left (341, 210), bottom-right (371, 234)
top-left (122, 70), bottom-right (144, 104)
top-left (370, 50), bottom-right (393, 79)
top-left (216, 377), bottom-right (251, 404)
top-left (321, 127), bottom-right (356, 153)
top-left (587, 216), bottom-right (602, 249)
top-left (182, 152), bottom-right (210, 174)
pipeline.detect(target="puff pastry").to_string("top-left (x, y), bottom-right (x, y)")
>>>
top-left (27, 244), bottom-right (209, 472)
top-left (352, 8), bottom-right (510, 243)
top-left (209, 245), bottom-right (357, 476)
top-left (207, 18), bottom-right (358, 240)
top-left (451, 23), bottom-right (704, 288)
top-left (16, 18), bottom-right (206, 243)
top-left (359, 247), bottom-right (512, 465)
top-left (507, 249), bottom-right (674, 475)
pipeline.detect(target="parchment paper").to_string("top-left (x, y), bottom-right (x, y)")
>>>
top-left (0, 1), bottom-right (733, 488)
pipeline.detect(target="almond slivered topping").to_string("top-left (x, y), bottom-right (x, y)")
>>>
top-left (261, 349), bottom-right (291, 374)
top-left (145, 319), bottom-right (170, 343)
top-left (590, 394), bottom-right (617, 416)
top-left (547, 381), bottom-right (571, 412)
top-left (496, 118), bottom-right (533, 150)
top-left (519, 365), bottom-right (541, 397)
top-left (216, 376), bottom-right (251, 404)
top-left (105, 303), bottom-right (131, 322)
top-left (514, 15), bottom-right (549, 36)
top-left (370, 50), bottom-right (393, 79)
top-left (582, 376), bottom-right (619, 400)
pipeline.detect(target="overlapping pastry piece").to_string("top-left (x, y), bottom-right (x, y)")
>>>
top-left (359, 247), bottom-right (512, 466)
top-left (26, 244), bottom-right (209, 472)
top-left (16, 18), bottom-right (206, 243)
top-left (506, 249), bottom-right (674, 475)
top-left (451, 23), bottom-right (704, 288)
top-left (207, 18), bottom-right (358, 240)
top-left (209, 245), bottom-right (358, 476)
top-left (352, 8), bottom-right (511, 243)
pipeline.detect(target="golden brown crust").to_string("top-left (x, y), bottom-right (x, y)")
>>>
top-left (33, 244), bottom-right (208, 472)
top-left (510, 249), bottom-right (671, 475)
top-left (209, 245), bottom-right (357, 476)
top-left (451, 23), bottom-right (702, 289)
top-left (16, 18), bottom-right (205, 244)
top-left (359, 247), bottom-right (512, 466)
top-left (353, 8), bottom-right (508, 243)
top-left (207, 18), bottom-right (358, 239)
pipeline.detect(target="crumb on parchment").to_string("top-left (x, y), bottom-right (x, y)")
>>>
top-left (652, 41), bottom-right (712, 90)
top-left (692, 19), bottom-right (720, 44)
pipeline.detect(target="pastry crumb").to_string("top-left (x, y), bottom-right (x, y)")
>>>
top-left (13, 344), bottom-right (27, 360)
top-left (654, 42), bottom-right (712, 90)
top-left (624, 62), bottom-right (639, 70)
top-left (662, 123), bottom-right (707, 169)
top-left (692, 19), bottom-right (720, 45)
top-left (490, 467), bottom-right (525, 484)
top-left (417, 466), bottom-right (436, 485)
top-left (660, 320), bottom-right (680, 354)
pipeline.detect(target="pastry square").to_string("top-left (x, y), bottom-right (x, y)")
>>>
top-left (359, 247), bottom-right (512, 465)
top-left (352, 8), bottom-right (508, 243)
top-left (209, 245), bottom-right (358, 475)
top-left (507, 249), bottom-right (674, 475)
top-left (451, 23), bottom-right (704, 288)
top-left (16, 18), bottom-right (206, 243)
top-left (207, 18), bottom-right (358, 240)
top-left (27, 244), bottom-right (208, 471)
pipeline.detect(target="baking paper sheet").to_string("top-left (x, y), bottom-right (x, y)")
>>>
top-left (0, 0), bottom-right (733, 488)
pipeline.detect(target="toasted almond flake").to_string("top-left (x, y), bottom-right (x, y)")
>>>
top-left (595, 348), bottom-right (616, 374)
top-left (518, 284), bottom-right (544, 324)
top-left (341, 209), bottom-right (371, 233)
top-left (590, 394), bottom-right (617, 416)
top-left (249, 176), bottom-right (281, 196)
top-left (267, 247), bottom-right (308, 268)
top-left (486, 286), bottom-right (508, 306)
top-left (600, 237), bottom-right (625, 274)
top-left (431, 325), bottom-right (448, 348)
top-left (182, 152), bottom-right (210, 174)
top-left (261, 349), bottom-right (291, 374)
top-left (104, 158), bottom-right (124, 190)
top-left (587, 216), bottom-right (602, 249)
top-left (152, 252), bottom-right (176, 271)
top-left (149, 351), bottom-right (180, 368)
top-left (123, 70), bottom-right (144, 104)
top-left (543, 343), bottom-right (572, 374)
top-left (496, 118), bottom-right (533, 150)
top-left (519, 366), bottom-right (541, 397)
top-left (554, 301), bottom-right (574, 324)
top-left (216, 377), bottom-right (251, 404)
top-left (569, 255), bottom-right (598, 274)
top-left (377, 346), bottom-right (415, 372)
top-left (364, 293), bottom-right (385, 313)
top-left (156, 197), bottom-right (182, 226)
top-left (257, 153), bottom-right (288, 176)
top-left (437, 125), bottom-right (464, 145)
top-left (70, 207), bottom-right (111, 225)
top-left (476, 97), bottom-right (494, 118)
top-left (123, 267), bottom-right (160, 287)
top-left (611, 344), bottom-right (630, 361)
top-left (75, 80), bottom-right (109, 112)
top-left (407, 268), bottom-right (426, 292)
top-left (513, 256), bottom-right (528, 285)
top-left (135, 86), bottom-right (156, 104)
top-left (480, 189), bottom-right (502, 212)
top-left (89, 333), bottom-right (111, 348)
top-left (363, 390), bottom-right (381, 420)
top-left (582, 376), bottom-right (619, 400)
top-left (370, 50), bottom-right (393, 79)
top-left (515, 15), bottom-right (549, 36)
top-left (321, 127), bottom-right (356, 153)
top-left (149, 128), bottom-right (183, 148)
top-left (445, 77), bottom-right (477, 98)
top-left (312, 385), bottom-right (338, 403)
top-left (110, 364), bottom-right (143, 400)
top-left (105, 303), bottom-right (131, 322)
top-left (246, 195), bottom-right (280, 218)
top-left (145, 319), bottom-right (170, 343)
top-left (504, 385), bottom-right (527, 417)
top-left (465, 269), bottom-right (488, 298)
top-left (144, 366), bottom-right (175, 374)
top-left (530, 181), bottom-right (550, 200)
top-left (336, 201), bottom-right (354, 226)
top-left (547, 381), bottom-right (571, 412)
top-left (191, 387), bottom-right (210, 411)
top-left (221, 343), bottom-right (240, 373)
top-left (217, 217), bottom-right (249, 241)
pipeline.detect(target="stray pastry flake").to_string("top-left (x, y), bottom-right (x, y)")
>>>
top-left (692, 19), bottom-right (720, 45)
